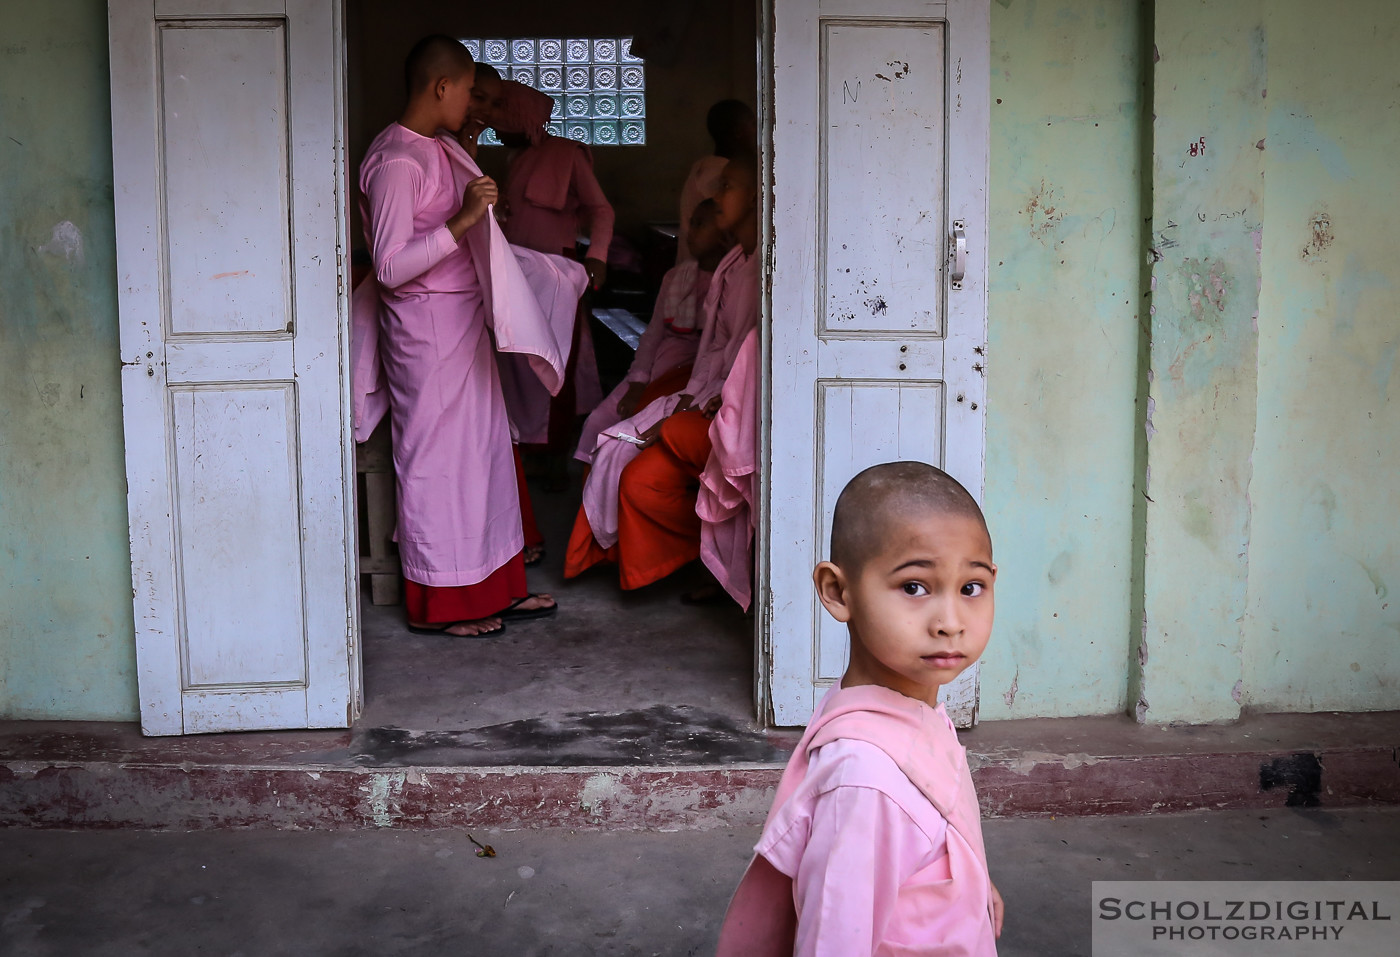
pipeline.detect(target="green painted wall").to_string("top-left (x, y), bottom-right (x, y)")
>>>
top-left (1136, 0), bottom-right (1400, 722)
top-left (0, 1), bottom-right (139, 720)
top-left (1241, 3), bottom-right (1400, 712)
top-left (980, 0), bottom-right (1147, 719)
top-left (2, 0), bottom-right (1395, 725)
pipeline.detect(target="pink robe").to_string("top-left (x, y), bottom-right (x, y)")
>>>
top-left (357, 123), bottom-right (566, 587)
top-left (577, 245), bottom-right (759, 550)
top-left (698, 328), bottom-right (758, 610)
top-left (502, 135), bottom-right (611, 417)
top-left (575, 259), bottom-right (712, 463)
top-left (496, 247), bottom-right (590, 443)
top-left (716, 684), bottom-right (998, 957)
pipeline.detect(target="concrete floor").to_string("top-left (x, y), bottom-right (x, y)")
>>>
top-left (3, 807), bottom-right (1396, 956)
top-left (352, 473), bottom-right (778, 766)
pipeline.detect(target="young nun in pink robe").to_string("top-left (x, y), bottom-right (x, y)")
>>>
top-left (564, 156), bottom-right (759, 588)
top-left (716, 463), bottom-right (1006, 956)
top-left (575, 199), bottom-right (732, 464)
top-left (696, 327), bottom-right (758, 610)
top-left (358, 36), bottom-right (561, 636)
top-left (675, 99), bottom-right (755, 263)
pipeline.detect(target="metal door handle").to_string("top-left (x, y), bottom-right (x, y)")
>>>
top-left (949, 220), bottom-right (966, 290)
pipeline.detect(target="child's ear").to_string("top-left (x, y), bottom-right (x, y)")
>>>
top-left (812, 561), bottom-right (852, 623)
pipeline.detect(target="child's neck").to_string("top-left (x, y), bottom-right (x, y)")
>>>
top-left (399, 102), bottom-right (449, 139)
top-left (842, 643), bottom-right (941, 708)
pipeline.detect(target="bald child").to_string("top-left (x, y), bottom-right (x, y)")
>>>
top-left (716, 462), bottom-right (1005, 956)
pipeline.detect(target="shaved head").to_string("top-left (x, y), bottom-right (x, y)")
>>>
top-left (404, 35), bottom-right (474, 94)
top-left (473, 62), bottom-right (501, 84)
top-left (707, 99), bottom-right (757, 155)
top-left (830, 462), bottom-right (989, 570)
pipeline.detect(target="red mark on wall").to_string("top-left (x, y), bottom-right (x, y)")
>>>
top-left (1188, 136), bottom-right (1207, 158)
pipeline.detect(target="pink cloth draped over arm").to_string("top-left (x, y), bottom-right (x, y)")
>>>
top-left (496, 245), bottom-right (589, 443)
top-left (350, 274), bottom-right (389, 443)
top-left (439, 132), bottom-right (570, 396)
top-left (698, 328), bottom-right (758, 609)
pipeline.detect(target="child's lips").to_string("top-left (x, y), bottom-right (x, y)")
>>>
top-left (923, 652), bottom-right (966, 665)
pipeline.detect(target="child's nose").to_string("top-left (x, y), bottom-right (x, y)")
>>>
top-left (930, 594), bottom-right (963, 635)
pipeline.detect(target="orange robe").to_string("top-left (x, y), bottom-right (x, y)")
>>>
top-left (565, 247), bottom-right (759, 587)
top-left (567, 409), bottom-right (712, 588)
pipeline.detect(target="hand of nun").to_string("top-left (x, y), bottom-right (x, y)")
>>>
top-left (450, 176), bottom-right (498, 237)
top-left (584, 257), bottom-right (607, 291)
top-left (701, 395), bottom-right (723, 418)
top-left (636, 422), bottom-right (663, 448)
top-left (617, 381), bottom-right (648, 419)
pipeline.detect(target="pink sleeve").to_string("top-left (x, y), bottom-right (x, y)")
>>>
top-left (793, 785), bottom-right (934, 957)
top-left (572, 148), bottom-right (615, 260)
top-left (627, 268), bottom-right (683, 382)
top-left (682, 320), bottom-right (722, 398)
top-left (362, 157), bottom-right (459, 289)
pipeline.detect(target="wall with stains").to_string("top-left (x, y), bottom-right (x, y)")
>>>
top-left (1137, 0), bottom-right (1400, 722)
top-left (1240, 3), bottom-right (1400, 713)
top-left (979, 0), bottom-right (1147, 719)
top-left (2, 0), bottom-right (1395, 726)
top-left (0, 2), bottom-right (139, 720)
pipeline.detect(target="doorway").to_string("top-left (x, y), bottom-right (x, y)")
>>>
top-left (106, 0), bottom-right (987, 738)
top-left (344, 0), bottom-right (771, 762)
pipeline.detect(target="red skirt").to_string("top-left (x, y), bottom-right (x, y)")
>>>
top-left (403, 553), bottom-right (528, 623)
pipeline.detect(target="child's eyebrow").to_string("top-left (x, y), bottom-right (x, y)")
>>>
top-left (889, 558), bottom-right (994, 574)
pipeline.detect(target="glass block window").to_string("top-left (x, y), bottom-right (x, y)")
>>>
top-left (462, 37), bottom-right (646, 147)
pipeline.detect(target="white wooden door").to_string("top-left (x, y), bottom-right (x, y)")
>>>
top-left (764, 0), bottom-right (989, 726)
top-left (109, 0), bottom-right (357, 734)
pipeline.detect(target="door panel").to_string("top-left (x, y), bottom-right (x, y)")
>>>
top-left (766, 0), bottom-right (989, 726)
top-left (821, 21), bottom-right (946, 337)
top-left (109, 0), bottom-right (355, 734)
top-left (160, 21), bottom-right (293, 336)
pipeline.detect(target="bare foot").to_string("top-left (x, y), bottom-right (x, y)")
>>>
top-left (408, 616), bottom-right (504, 637)
top-left (523, 543), bottom-right (545, 565)
top-left (513, 593), bottom-right (554, 611)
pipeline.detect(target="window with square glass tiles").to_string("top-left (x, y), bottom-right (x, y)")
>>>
top-left (462, 37), bottom-right (646, 147)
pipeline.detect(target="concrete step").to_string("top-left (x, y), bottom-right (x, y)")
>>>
top-left (2, 710), bottom-right (1397, 830)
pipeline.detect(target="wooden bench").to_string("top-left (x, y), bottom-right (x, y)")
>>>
top-left (591, 306), bottom-right (648, 351)
top-left (355, 420), bottom-right (401, 606)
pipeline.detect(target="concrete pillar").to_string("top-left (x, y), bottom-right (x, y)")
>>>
top-left (1135, 1), bottom-right (1267, 723)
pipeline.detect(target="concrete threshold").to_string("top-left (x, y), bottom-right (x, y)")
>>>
top-left (1, 710), bottom-right (1396, 830)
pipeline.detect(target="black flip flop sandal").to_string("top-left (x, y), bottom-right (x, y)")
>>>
top-left (406, 619), bottom-right (507, 637)
top-left (497, 594), bottom-right (558, 622)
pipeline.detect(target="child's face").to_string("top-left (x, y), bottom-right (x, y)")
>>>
top-left (816, 509), bottom-right (996, 705)
top-left (468, 73), bottom-right (503, 129)
top-left (687, 208), bottom-right (725, 260)
top-left (713, 162), bottom-right (756, 232)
